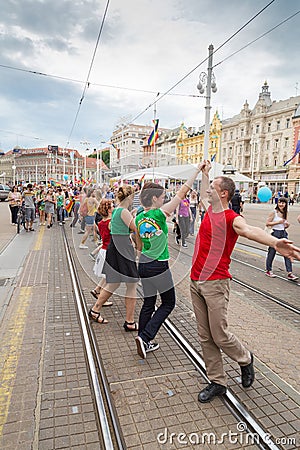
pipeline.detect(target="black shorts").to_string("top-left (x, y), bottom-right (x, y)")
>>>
top-left (103, 235), bottom-right (139, 283)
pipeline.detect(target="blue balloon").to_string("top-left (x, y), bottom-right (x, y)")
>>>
top-left (63, 174), bottom-right (69, 181)
top-left (257, 186), bottom-right (272, 202)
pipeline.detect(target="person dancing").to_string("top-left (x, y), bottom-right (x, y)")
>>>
top-left (135, 164), bottom-right (202, 358)
top-left (88, 185), bottom-right (141, 331)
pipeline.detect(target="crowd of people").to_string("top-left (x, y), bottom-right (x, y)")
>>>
top-left (6, 166), bottom-right (300, 403)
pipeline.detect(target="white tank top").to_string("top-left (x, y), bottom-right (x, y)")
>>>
top-left (272, 210), bottom-right (284, 231)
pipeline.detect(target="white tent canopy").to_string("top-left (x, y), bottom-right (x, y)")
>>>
top-left (118, 163), bottom-right (253, 184)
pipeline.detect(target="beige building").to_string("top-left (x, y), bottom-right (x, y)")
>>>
top-left (221, 82), bottom-right (300, 193)
top-left (142, 127), bottom-right (177, 168)
top-left (110, 123), bottom-right (154, 175)
top-left (0, 147), bottom-right (87, 185)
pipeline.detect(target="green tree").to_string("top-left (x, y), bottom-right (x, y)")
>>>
top-left (88, 149), bottom-right (110, 167)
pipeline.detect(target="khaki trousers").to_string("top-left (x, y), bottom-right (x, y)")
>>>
top-left (190, 279), bottom-right (250, 386)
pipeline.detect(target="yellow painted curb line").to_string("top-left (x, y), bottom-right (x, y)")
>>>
top-left (0, 287), bottom-right (32, 436)
top-left (34, 225), bottom-right (45, 251)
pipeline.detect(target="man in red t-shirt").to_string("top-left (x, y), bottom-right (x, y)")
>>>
top-left (191, 161), bottom-right (300, 403)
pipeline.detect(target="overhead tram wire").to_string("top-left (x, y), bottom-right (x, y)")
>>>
top-left (129, 0), bottom-right (276, 125)
top-left (64, 0), bottom-right (111, 148)
top-left (0, 63), bottom-right (201, 98)
top-left (213, 9), bottom-right (300, 69)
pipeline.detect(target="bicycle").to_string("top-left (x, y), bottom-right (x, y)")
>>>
top-left (16, 203), bottom-right (26, 234)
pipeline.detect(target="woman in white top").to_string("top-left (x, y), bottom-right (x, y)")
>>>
top-left (265, 197), bottom-right (298, 280)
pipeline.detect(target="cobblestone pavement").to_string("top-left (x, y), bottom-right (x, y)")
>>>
top-left (0, 202), bottom-right (299, 449)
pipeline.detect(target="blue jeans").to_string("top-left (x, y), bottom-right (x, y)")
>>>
top-left (190, 207), bottom-right (197, 234)
top-left (138, 258), bottom-right (175, 343)
top-left (57, 205), bottom-right (65, 223)
top-left (266, 229), bottom-right (292, 272)
top-left (178, 216), bottom-right (190, 245)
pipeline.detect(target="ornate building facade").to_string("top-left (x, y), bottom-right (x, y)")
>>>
top-left (0, 147), bottom-right (107, 185)
top-left (176, 111), bottom-right (222, 164)
top-left (221, 82), bottom-right (300, 193)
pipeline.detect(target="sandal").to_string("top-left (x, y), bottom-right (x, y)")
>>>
top-left (123, 321), bottom-right (138, 332)
top-left (88, 309), bottom-right (107, 324)
top-left (90, 289), bottom-right (100, 300)
top-left (103, 301), bottom-right (113, 307)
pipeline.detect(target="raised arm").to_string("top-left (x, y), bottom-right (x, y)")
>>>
top-left (233, 215), bottom-right (300, 261)
top-left (162, 162), bottom-right (205, 216)
top-left (199, 160), bottom-right (211, 212)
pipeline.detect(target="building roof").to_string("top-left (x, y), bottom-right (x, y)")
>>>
top-left (86, 156), bottom-right (108, 170)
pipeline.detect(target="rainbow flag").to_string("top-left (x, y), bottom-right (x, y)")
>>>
top-left (283, 140), bottom-right (300, 166)
top-left (65, 199), bottom-right (74, 213)
top-left (148, 119), bottom-right (159, 146)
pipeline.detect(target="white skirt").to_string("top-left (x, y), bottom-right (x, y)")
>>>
top-left (93, 248), bottom-right (106, 278)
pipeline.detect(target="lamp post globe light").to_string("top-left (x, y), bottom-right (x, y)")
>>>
top-left (197, 44), bottom-right (217, 161)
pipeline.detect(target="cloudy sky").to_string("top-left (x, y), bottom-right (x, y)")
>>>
top-left (0, 0), bottom-right (299, 154)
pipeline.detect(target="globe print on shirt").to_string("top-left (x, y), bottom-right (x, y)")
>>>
top-left (136, 209), bottom-right (169, 261)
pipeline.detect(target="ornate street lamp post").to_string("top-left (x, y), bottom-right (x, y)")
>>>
top-left (197, 44), bottom-right (217, 160)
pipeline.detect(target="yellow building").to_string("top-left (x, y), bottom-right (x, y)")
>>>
top-left (176, 111), bottom-right (222, 164)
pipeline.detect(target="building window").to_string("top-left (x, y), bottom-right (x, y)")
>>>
top-left (132, 140), bottom-right (136, 144)
top-left (230, 131), bottom-right (233, 140)
top-left (265, 157), bottom-right (269, 166)
top-left (274, 159), bottom-right (277, 167)
top-left (266, 141), bottom-right (270, 150)
top-left (241, 128), bottom-right (244, 137)
top-left (256, 124), bottom-right (259, 134)
top-left (276, 120), bottom-right (280, 130)
top-left (285, 138), bottom-right (289, 147)
top-left (267, 123), bottom-right (271, 132)
top-left (286, 118), bottom-right (290, 128)
top-left (275, 139), bottom-right (279, 148)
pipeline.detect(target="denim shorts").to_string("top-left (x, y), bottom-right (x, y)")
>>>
top-left (25, 207), bottom-right (35, 221)
top-left (85, 215), bottom-right (95, 225)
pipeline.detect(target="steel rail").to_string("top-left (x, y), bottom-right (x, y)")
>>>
top-left (231, 255), bottom-right (300, 286)
top-left (163, 318), bottom-right (281, 450)
top-left (232, 276), bottom-right (300, 315)
top-left (169, 240), bottom-right (300, 313)
top-left (136, 283), bottom-right (279, 449)
top-left (62, 230), bottom-right (126, 450)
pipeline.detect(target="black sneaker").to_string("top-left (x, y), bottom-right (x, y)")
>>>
top-left (145, 341), bottom-right (159, 353)
top-left (198, 382), bottom-right (226, 403)
top-left (175, 236), bottom-right (180, 245)
top-left (135, 336), bottom-right (146, 359)
top-left (135, 336), bottom-right (159, 359)
top-left (241, 352), bottom-right (255, 388)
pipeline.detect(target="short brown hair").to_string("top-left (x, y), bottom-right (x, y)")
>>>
top-left (140, 182), bottom-right (164, 207)
top-left (216, 176), bottom-right (236, 201)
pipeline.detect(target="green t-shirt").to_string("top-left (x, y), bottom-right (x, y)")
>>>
top-left (56, 194), bottom-right (64, 208)
top-left (110, 207), bottom-right (130, 235)
top-left (136, 208), bottom-right (169, 261)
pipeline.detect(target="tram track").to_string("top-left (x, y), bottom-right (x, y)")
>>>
top-left (62, 228), bottom-right (126, 450)
top-left (162, 316), bottom-right (281, 450)
top-left (64, 227), bottom-right (289, 450)
top-left (169, 239), bottom-right (300, 318)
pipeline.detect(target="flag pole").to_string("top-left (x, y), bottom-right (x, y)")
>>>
top-left (152, 93), bottom-right (159, 180)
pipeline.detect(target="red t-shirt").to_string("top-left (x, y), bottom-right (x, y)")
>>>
top-left (98, 219), bottom-right (111, 250)
top-left (190, 206), bottom-right (239, 281)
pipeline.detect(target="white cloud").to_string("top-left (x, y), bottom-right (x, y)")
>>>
top-left (0, 0), bottom-right (299, 151)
